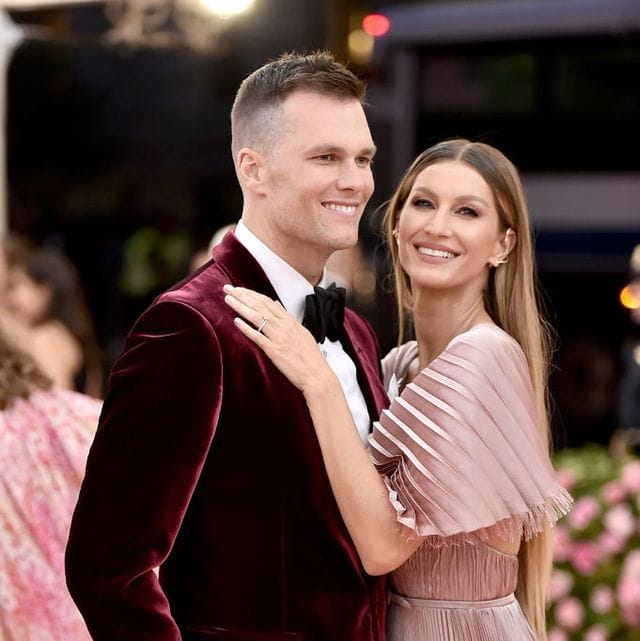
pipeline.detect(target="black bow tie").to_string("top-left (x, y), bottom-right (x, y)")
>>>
top-left (302, 282), bottom-right (346, 343)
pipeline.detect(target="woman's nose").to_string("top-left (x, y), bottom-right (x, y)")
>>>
top-left (423, 210), bottom-right (451, 237)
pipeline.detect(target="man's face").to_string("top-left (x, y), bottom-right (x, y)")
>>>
top-left (254, 90), bottom-right (375, 282)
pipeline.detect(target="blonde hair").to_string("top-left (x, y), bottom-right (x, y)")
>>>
top-left (384, 138), bottom-right (554, 640)
top-left (0, 328), bottom-right (51, 410)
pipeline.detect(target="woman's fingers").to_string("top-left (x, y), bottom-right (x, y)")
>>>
top-left (223, 285), bottom-right (285, 327)
top-left (222, 284), bottom-right (330, 393)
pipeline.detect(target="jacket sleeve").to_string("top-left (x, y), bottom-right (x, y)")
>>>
top-left (66, 299), bottom-right (223, 641)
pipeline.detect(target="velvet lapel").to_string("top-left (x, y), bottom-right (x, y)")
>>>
top-left (214, 228), bottom-right (386, 423)
top-left (212, 229), bottom-right (279, 299)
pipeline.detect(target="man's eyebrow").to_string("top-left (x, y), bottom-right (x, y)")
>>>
top-left (363, 145), bottom-right (377, 157)
top-left (305, 144), bottom-right (377, 156)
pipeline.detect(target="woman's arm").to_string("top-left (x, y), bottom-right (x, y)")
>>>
top-left (223, 285), bottom-right (423, 574)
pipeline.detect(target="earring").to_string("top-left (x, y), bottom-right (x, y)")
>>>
top-left (491, 257), bottom-right (509, 267)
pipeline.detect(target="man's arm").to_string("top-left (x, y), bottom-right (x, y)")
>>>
top-left (66, 300), bottom-right (223, 641)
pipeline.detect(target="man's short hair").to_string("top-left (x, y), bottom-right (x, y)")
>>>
top-left (230, 51), bottom-right (366, 162)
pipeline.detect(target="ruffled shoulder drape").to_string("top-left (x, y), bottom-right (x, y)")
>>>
top-left (370, 324), bottom-right (572, 545)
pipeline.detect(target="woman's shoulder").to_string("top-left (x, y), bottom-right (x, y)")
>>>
top-left (30, 321), bottom-right (83, 388)
top-left (433, 323), bottom-right (530, 387)
top-left (447, 322), bottom-right (523, 358)
top-left (32, 321), bottom-right (81, 354)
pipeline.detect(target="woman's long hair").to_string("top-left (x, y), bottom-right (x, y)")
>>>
top-left (384, 138), bottom-right (554, 641)
top-left (0, 327), bottom-right (51, 410)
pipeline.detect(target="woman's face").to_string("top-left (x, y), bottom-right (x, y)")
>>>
top-left (396, 160), bottom-right (511, 296)
top-left (6, 268), bottom-right (51, 325)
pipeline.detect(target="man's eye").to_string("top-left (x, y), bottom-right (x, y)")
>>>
top-left (356, 157), bottom-right (373, 167)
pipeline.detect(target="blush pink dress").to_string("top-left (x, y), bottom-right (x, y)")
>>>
top-left (0, 388), bottom-right (101, 641)
top-left (369, 324), bottom-right (573, 641)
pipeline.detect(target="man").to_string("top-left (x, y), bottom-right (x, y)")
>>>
top-left (66, 51), bottom-right (389, 641)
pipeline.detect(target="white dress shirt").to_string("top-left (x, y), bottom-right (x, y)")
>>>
top-left (234, 220), bottom-right (371, 443)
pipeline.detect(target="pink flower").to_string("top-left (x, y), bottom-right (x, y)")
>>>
top-left (556, 467), bottom-right (576, 491)
top-left (617, 576), bottom-right (640, 625)
top-left (570, 541), bottom-right (601, 575)
top-left (600, 480), bottom-right (627, 504)
top-left (597, 531), bottom-right (626, 556)
top-left (584, 624), bottom-right (608, 641)
top-left (553, 525), bottom-right (572, 562)
top-left (590, 584), bottom-right (614, 614)
top-left (622, 549), bottom-right (640, 577)
top-left (603, 504), bottom-right (635, 540)
top-left (547, 629), bottom-right (568, 641)
top-left (549, 569), bottom-right (574, 601)
top-left (554, 596), bottom-right (585, 631)
top-left (622, 460), bottom-right (640, 492)
top-left (569, 496), bottom-right (600, 529)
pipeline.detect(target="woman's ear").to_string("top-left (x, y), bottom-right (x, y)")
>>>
top-left (237, 148), bottom-right (267, 195)
top-left (489, 227), bottom-right (517, 267)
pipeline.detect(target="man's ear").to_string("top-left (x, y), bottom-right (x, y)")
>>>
top-left (237, 148), bottom-right (267, 195)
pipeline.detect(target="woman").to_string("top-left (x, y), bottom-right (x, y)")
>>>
top-left (0, 328), bottom-right (100, 641)
top-left (223, 139), bottom-right (573, 640)
top-left (7, 246), bottom-right (103, 398)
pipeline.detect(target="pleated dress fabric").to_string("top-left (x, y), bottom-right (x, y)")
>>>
top-left (369, 324), bottom-right (573, 641)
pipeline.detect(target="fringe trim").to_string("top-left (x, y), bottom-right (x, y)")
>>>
top-left (382, 459), bottom-right (574, 547)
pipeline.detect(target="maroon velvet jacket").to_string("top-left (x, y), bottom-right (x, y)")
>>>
top-left (66, 231), bottom-right (389, 641)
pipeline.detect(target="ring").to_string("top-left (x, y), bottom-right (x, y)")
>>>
top-left (257, 317), bottom-right (269, 334)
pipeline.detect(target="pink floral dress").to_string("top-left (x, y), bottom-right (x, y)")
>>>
top-left (0, 388), bottom-right (101, 641)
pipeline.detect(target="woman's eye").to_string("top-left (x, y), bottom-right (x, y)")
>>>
top-left (413, 198), bottom-right (433, 208)
top-left (457, 206), bottom-right (479, 217)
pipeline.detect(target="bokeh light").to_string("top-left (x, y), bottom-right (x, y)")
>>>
top-left (199, 0), bottom-right (255, 19)
top-left (362, 13), bottom-right (390, 37)
top-left (620, 283), bottom-right (640, 310)
top-left (348, 29), bottom-right (374, 65)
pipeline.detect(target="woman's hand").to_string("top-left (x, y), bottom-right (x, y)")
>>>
top-left (224, 286), bottom-right (421, 573)
top-left (223, 285), bottom-right (336, 397)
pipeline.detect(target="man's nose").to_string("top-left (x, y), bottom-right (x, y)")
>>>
top-left (336, 161), bottom-right (370, 191)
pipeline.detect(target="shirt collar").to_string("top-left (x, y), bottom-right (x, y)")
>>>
top-left (234, 220), bottom-right (329, 322)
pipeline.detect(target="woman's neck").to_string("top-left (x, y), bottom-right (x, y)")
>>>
top-left (412, 288), bottom-right (492, 369)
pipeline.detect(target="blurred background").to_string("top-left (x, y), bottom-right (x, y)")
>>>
top-left (0, 0), bottom-right (638, 450)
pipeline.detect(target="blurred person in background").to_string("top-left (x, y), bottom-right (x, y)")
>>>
top-left (0, 327), bottom-right (101, 641)
top-left (188, 222), bottom-right (235, 272)
top-left (6, 245), bottom-right (103, 398)
top-left (0, 234), bottom-right (32, 336)
top-left (614, 246), bottom-right (640, 453)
